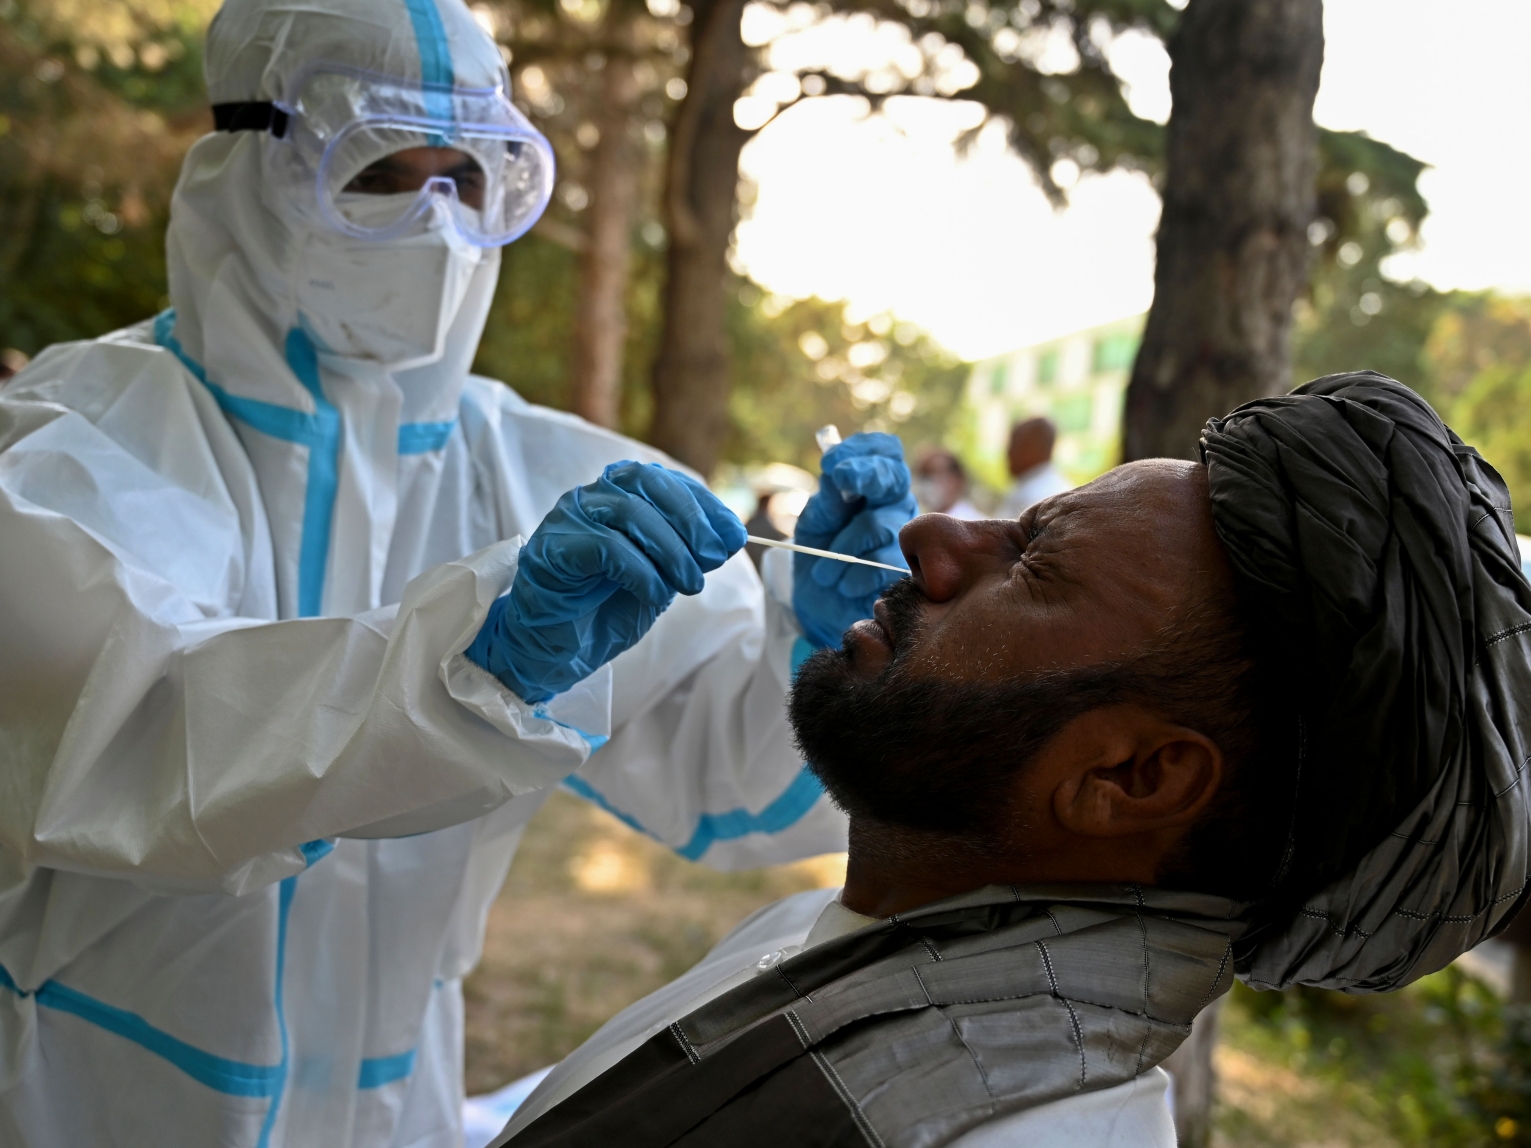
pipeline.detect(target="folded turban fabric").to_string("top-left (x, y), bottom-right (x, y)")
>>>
top-left (1200, 371), bottom-right (1531, 992)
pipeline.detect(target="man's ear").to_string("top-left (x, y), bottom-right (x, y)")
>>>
top-left (1046, 705), bottom-right (1224, 840)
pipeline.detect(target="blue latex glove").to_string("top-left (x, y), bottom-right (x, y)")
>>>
top-left (792, 432), bottom-right (917, 649)
top-left (466, 460), bottom-right (746, 703)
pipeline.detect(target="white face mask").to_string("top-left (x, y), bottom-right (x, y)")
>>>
top-left (294, 194), bottom-right (483, 370)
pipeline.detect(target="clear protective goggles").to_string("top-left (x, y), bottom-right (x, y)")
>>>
top-left (221, 63), bottom-right (555, 247)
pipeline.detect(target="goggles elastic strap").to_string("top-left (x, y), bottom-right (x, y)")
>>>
top-left (213, 102), bottom-right (291, 139)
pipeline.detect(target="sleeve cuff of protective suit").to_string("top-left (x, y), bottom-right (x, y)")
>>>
top-left (438, 539), bottom-right (613, 759)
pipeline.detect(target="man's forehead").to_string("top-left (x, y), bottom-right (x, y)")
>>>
top-left (1031, 460), bottom-right (1212, 577)
top-left (1037, 460), bottom-right (1201, 521)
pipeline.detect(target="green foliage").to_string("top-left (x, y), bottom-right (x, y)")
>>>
top-left (474, 234), bottom-right (585, 411)
top-left (473, 233), bottom-right (967, 468)
top-left (0, 0), bottom-right (209, 357)
top-left (1473, 1005), bottom-right (1531, 1145)
top-left (723, 289), bottom-right (969, 472)
top-left (1447, 360), bottom-right (1531, 534)
top-left (475, 0), bottom-right (691, 297)
top-left (1427, 293), bottom-right (1531, 409)
top-left (1223, 971), bottom-right (1504, 1147)
top-left (763, 0), bottom-right (1179, 203)
top-left (1292, 130), bottom-right (1448, 400)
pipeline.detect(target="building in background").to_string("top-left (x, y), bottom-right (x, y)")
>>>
top-left (963, 314), bottom-right (1144, 490)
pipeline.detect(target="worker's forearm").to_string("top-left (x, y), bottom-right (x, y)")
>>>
top-left (0, 510), bottom-right (597, 893)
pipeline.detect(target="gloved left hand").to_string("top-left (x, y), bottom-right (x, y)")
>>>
top-left (466, 460), bottom-right (746, 703)
top-left (792, 432), bottom-right (917, 649)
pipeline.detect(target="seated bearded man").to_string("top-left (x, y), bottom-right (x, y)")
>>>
top-left (486, 373), bottom-right (1531, 1148)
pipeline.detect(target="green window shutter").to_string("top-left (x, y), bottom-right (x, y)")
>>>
top-left (1053, 391), bottom-right (1092, 433)
top-left (1091, 334), bottom-right (1138, 373)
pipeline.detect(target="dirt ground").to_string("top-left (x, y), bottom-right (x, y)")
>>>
top-left (462, 790), bottom-right (845, 1095)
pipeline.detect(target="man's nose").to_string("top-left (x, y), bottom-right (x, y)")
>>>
top-left (898, 514), bottom-right (1010, 603)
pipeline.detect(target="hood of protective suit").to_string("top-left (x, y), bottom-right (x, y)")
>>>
top-left (158, 0), bottom-right (515, 619)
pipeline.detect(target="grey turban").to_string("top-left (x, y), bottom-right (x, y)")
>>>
top-left (1200, 371), bottom-right (1531, 992)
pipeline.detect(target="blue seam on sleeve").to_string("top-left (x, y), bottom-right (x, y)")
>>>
top-left (562, 765), bottom-right (825, 862)
top-left (532, 707), bottom-right (609, 754)
top-left (153, 311), bottom-right (341, 618)
top-left (358, 1048), bottom-right (418, 1088)
top-left (561, 773), bottom-right (650, 837)
top-left (398, 420), bottom-right (457, 454)
top-left (299, 839), bottom-right (335, 866)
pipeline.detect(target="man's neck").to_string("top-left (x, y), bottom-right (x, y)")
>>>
top-left (839, 818), bottom-right (1014, 918)
top-left (838, 815), bottom-right (1166, 918)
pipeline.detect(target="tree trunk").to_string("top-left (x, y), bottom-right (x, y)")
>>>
top-left (569, 46), bottom-right (642, 429)
top-left (1495, 903), bottom-right (1531, 1003)
top-left (647, 0), bottom-right (752, 476)
top-left (1122, 0), bottom-right (1324, 462)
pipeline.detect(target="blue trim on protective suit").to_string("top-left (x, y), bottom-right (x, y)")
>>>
top-left (531, 706), bottom-right (610, 754)
top-left (256, 876), bottom-right (297, 1148)
top-left (153, 310), bottom-right (341, 618)
top-left (674, 768), bottom-right (825, 860)
top-left (358, 1048), bottom-right (418, 1088)
top-left (398, 419), bottom-right (457, 454)
top-left (561, 774), bottom-right (648, 837)
top-left (282, 329), bottom-right (341, 618)
top-left (0, 876), bottom-right (304, 1125)
top-left (0, 967), bottom-right (285, 1097)
top-left (562, 766), bottom-right (825, 862)
top-left (299, 838), bottom-right (336, 866)
top-left (403, 0), bottom-right (455, 134)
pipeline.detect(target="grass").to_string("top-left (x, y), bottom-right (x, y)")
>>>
top-left (1214, 970), bottom-right (1513, 1147)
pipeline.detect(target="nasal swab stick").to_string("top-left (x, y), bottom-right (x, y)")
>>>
top-left (740, 423), bottom-right (910, 573)
top-left (746, 535), bottom-right (908, 573)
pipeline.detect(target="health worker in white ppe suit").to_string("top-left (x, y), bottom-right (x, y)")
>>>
top-left (0, 0), bottom-right (918, 1144)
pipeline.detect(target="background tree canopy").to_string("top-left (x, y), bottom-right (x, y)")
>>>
top-left (7, 0), bottom-right (1531, 525)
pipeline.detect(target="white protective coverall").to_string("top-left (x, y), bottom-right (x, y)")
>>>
top-left (0, 1), bottom-right (844, 1144)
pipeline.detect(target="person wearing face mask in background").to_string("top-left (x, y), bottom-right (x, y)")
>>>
top-left (912, 447), bottom-right (983, 520)
top-left (0, 1), bottom-right (916, 1144)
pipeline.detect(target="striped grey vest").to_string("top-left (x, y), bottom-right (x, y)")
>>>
top-left (506, 884), bottom-right (1243, 1148)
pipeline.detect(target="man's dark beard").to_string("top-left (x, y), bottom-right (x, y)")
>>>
top-left (788, 579), bottom-right (1120, 846)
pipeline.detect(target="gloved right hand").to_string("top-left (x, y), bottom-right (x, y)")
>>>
top-left (792, 432), bottom-right (916, 649)
top-left (465, 460), bottom-right (746, 703)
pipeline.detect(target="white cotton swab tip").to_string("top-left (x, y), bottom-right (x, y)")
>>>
top-left (747, 535), bottom-right (908, 574)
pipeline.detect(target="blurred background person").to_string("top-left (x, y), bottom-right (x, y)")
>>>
top-left (913, 446), bottom-right (983, 520)
top-left (738, 462), bottom-right (815, 569)
top-left (998, 416), bottom-right (1071, 519)
top-left (744, 486), bottom-right (786, 566)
